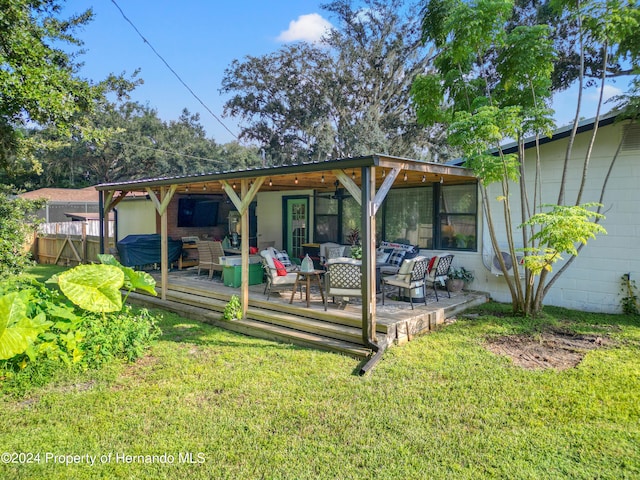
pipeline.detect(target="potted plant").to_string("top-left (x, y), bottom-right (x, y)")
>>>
top-left (446, 267), bottom-right (474, 292)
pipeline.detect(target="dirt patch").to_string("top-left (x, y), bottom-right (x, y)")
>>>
top-left (485, 330), bottom-right (611, 370)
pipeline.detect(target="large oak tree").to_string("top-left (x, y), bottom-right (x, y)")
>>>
top-left (221, 0), bottom-right (451, 165)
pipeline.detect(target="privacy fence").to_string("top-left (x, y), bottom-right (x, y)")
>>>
top-left (32, 221), bottom-right (115, 266)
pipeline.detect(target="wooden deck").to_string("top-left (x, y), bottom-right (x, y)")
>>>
top-left (129, 268), bottom-right (488, 360)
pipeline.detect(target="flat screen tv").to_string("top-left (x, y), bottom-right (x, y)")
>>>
top-left (177, 198), bottom-right (219, 227)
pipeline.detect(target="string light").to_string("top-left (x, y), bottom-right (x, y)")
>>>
top-left (321, 174), bottom-right (325, 183)
top-left (403, 171), bottom-right (408, 182)
top-left (202, 184), bottom-right (207, 190)
top-left (440, 176), bottom-right (444, 184)
top-left (351, 170), bottom-right (356, 180)
top-left (422, 175), bottom-right (426, 183)
top-left (185, 186), bottom-right (189, 192)
top-left (294, 176), bottom-right (298, 185)
top-left (382, 169), bottom-right (386, 178)
top-left (232, 181), bottom-right (236, 189)
top-left (269, 178), bottom-right (273, 187)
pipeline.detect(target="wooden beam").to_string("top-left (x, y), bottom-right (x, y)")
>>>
top-left (145, 185), bottom-right (176, 216)
top-left (361, 166), bottom-right (376, 344)
top-left (240, 179), bottom-right (250, 318)
top-left (220, 181), bottom-right (242, 212)
top-left (333, 170), bottom-right (361, 205)
top-left (372, 167), bottom-right (400, 215)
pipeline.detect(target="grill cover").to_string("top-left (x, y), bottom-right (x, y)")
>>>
top-left (117, 234), bottom-right (182, 267)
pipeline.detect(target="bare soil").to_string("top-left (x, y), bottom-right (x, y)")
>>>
top-left (485, 330), bottom-right (611, 370)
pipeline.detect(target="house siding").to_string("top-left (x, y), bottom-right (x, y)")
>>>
top-left (472, 120), bottom-right (639, 313)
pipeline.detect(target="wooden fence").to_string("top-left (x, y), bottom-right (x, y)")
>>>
top-left (33, 221), bottom-right (115, 266)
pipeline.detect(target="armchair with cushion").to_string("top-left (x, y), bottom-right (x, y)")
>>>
top-left (260, 249), bottom-right (300, 300)
top-left (425, 254), bottom-right (454, 301)
top-left (381, 256), bottom-right (429, 310)
top-left (324, 257), bottom-right (362, 311)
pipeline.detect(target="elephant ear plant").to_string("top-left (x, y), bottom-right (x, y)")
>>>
top-left (1, 256), bottom-right (159, 391)
top-left (48, 254), bottom-right (157, 313)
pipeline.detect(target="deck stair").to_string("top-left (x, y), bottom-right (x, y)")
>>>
top-left (129, 275), bottom-right (488, 360)
top-left (130, 282), bottom-right (375, 359)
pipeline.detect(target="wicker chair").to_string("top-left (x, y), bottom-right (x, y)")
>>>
top-left (324, 257), bottom-right (362, 311)
top-left (196, 241), bottom-right (215, 278)
top-left (381, 256), bottom-right (429, 310)
top-left (209, 241), bottom-right (225, 278)
top-left (425, 254), bottom-right (454, 301)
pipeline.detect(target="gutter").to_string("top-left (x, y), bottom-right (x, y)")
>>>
top-left (358, 339), bottom-right (387, 376)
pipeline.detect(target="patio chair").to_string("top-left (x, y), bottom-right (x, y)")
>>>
top-left (209, 241), bottom-right (225, 279)
top-left (324, 257), bottom-right (362, 311)
top-left (381, 256), bottom-right (429, 310)
top-left (196, 241), bottom-right (216, 278)
top-left (425, 254), bottom-right (454, 301)
top-left (260, 250), bottom-right (300, 300)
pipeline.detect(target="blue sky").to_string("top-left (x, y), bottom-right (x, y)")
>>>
top-left (61, 1), bottom-right (624, 145)
top-left (62, 0), bottom-right (332, 143)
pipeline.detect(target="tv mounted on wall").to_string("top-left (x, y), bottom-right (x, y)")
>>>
top-left (177, 198), bottom-right (219, 227)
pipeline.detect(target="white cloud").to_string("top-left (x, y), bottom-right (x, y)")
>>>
top-left (587, 84), bottom-right (623, 103)
top-left (277, 13), bottom-right (333, 43)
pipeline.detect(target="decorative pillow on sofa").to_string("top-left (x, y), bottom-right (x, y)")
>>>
top-left (327, 246), bottom-right (345, 259)
top-left (376, 249), bottom-right (391, 264)
top-left (403, 245), bottom-right (420, 260)
top-left (387, 249), bottom-right (406, 267)
top-left (273, 259), bottom-right (288, 276)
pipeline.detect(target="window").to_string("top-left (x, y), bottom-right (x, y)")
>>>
top-left (314, 195), bottom-right (338, 243)
top-left (436, 184), bottom-right (477, 250)
top-left (381, 187), bottom-right (434, 248)
top-left (313, 182), bottom-right (477, 251)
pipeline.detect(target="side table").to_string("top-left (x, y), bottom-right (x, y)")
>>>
top-left (290, 270), bottom-right (326, 307)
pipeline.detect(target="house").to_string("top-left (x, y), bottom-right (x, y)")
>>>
top-left (93, 117), bottom-right (636, 368)
top-left (95, 156), bottom-right (481, 371)
top-left (456, 114), bottom-right (639, 314)
top-left (19, 186), bottom-right (100, 222)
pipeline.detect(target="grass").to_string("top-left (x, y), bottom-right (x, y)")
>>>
top-left (1, 269), bottom-right (639, 479)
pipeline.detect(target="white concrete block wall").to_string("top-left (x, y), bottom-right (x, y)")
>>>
top-left (474, 120), bottom-right (640, 313)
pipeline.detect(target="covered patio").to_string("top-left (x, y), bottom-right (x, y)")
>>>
top-left (96, 154), bottom-right (481, 373)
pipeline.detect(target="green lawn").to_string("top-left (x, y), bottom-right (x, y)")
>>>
top-left (1, 295), bottom-right (639, 479)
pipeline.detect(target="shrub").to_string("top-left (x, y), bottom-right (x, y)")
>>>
top-left (0, 192), bottom-right (44, 279)
top-left (80, 307), bottom-right (161, 367)
top-left (0, 259), bottom-right (162, 396)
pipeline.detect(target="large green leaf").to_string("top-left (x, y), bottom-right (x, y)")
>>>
top-left (58, 264), bottom-right (124, 313)
top-left (0, 294), bottom-right (41, 360)
top-left (98, 254), bottom-right (157, 296)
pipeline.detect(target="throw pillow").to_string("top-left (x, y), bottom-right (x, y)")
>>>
top-left (276, 250), bottom-right (293, 267)
top-left (376, 249), bottom-right (391, 264)
top-left (427, 256), bottom-right (438, 274)
top-left (273, 259), bottom-right (287, 276)
top-left (328, 246), bottom-right (345, 259)
top-left (388, 249), bottom-right (406, 267)
top-left (403, 245), bottom-right (420, 260)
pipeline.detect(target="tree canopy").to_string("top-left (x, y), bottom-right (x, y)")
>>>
top-left (412, 0), bottom-right (638, 315)
top-left (221, 0), bottom-right (451, 165)
top-left (0, 0), bottom-right (98, 177)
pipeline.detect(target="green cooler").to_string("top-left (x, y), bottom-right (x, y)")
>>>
top-left (223, 263), bottom-right (264, 288)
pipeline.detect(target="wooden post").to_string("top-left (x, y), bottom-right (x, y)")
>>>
top-left (361, 166), bottom-right (377, 344)
top-left (81, 222), bottom-right (87, 263)
top-left (240, 179), bottom-right (250, 318)
top-left (160, 186), bottom-right (169, 301)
